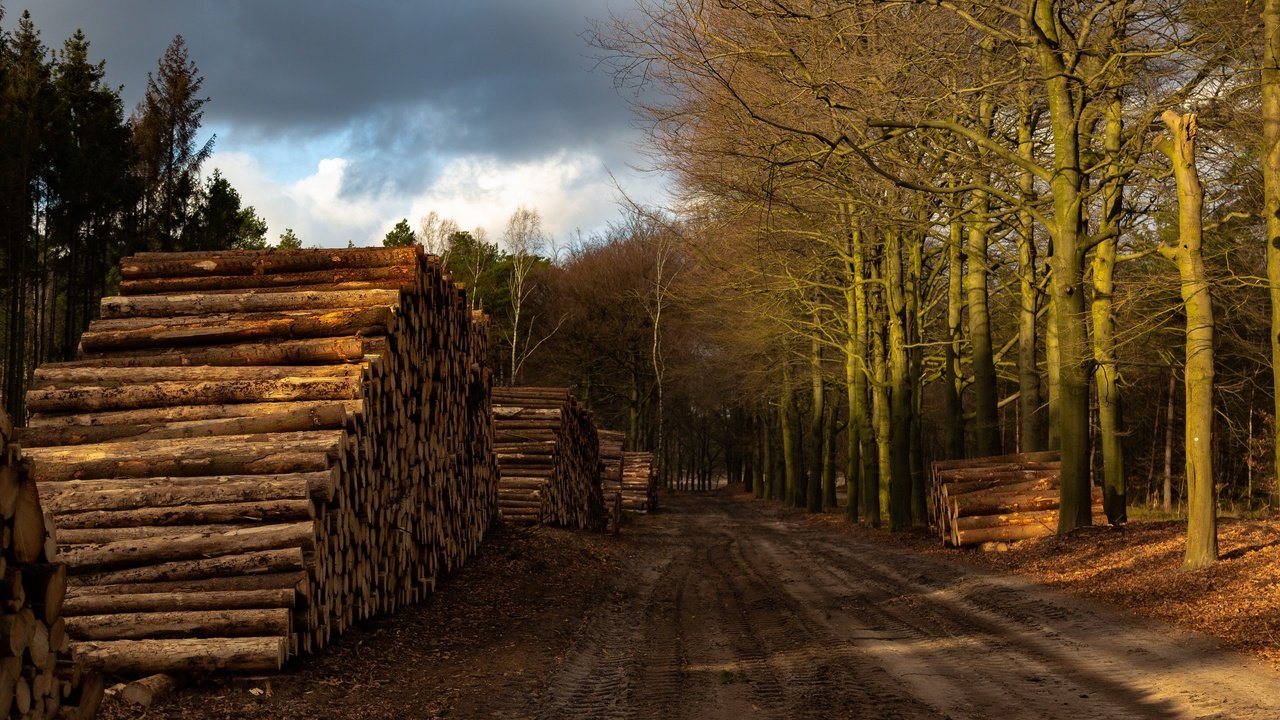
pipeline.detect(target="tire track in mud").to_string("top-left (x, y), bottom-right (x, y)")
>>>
top-left (529, 494), bottom-right (1280, 719)
top-left (729, 497), bottom-right (1280, 719)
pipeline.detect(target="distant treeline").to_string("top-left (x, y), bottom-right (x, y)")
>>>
top-left (0, 8), bottom-right (266, 417)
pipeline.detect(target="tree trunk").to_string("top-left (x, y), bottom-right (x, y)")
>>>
top-left (1264, 0), bottom-right (1280, 510)
top-left (885, 229), bottom-right (913, 530)
top-left (1093, 94), bottom-right (1127, 525)
top-left (806, 331), bottom-right (824, 513)
top-left (1017, 105), bottom-right (1043, 452)
top-left (1163, 367), bottom-right (1176, 513)
top-left (966, 107), bottom-right (1001, 457)
top-left (780, 363), bottom-right (800, 507)
top-left (1158, 110), bottom-right (1217, 569)
top-left (1036, 0), bottom-right (1093, 531)
top-left (944, 209), bottom-right (966, 460)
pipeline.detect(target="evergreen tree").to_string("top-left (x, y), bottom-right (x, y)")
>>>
top-left (235, 206), bottom-right (268, 250)
top-left (47, 29), bottom-right (134, 361)
top-left (277, 227), bottom-right (301, 249)
top-left (382, 218), bottom-right (415, 247)
top-left (131, 35), bottom-right (213, 253)
top-left (0, 11), bottom-right (54, 417)
top-left (190, 170), bottom-right (267, 251)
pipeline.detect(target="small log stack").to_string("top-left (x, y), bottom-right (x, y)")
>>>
top-left (491, 388), bottom-right (604, 529)
top-left (598, 430), bottom-right (624, 530)
top-left (620, 452), bottom-right (657, 513)
top-left (929, 451), bottom-right (1104, 547)
top-left (19, 247), bottom-right (498, 675)
top-left (0, 411), bottom-right (103, 719)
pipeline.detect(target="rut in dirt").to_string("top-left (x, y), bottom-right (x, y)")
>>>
top-left (527, 494), bottom-right (1280, 720)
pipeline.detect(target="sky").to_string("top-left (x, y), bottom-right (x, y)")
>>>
top-left (10, 0), bottom-right (667, 249)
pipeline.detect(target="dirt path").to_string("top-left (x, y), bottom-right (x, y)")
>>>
top-left (109, 493), bottom-right (1280, 719)
top-left (529, 495), bottom-right (1280, 719)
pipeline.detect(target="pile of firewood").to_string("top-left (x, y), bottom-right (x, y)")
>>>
top-left (929, 451), bottom-right (1102, 546)
top-left (19, 247), bottom-right (497, 675)
top-left (491, 388), bottom-right (604, 529)
top-left (0, 411), bottom-right (103, 719)
top-left (598, 429), bottom-right (624, 492)
top-left (620, 452), bottom-right (657, 513)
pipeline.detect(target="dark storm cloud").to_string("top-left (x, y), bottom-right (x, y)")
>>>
top-left (13, 0), bottom-right (646, 196)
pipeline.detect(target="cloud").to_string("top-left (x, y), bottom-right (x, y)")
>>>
top-left (212, 148), bottom-right (667, 250)
top-left (13, 0), bottom-right (669, 250)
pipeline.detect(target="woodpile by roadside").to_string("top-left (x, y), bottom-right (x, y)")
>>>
top-left (492, 388), bottom-right (604, 530)
top-left (0, 411), bottom-right (103, 719)
top-left (598, 430), bottom-right (624, 530)
top-left (620, 452), bottom-right (657, 513)
top-left (929, 451), bottom-right (1103, 547)
top-left (19, 247), bottom-right (498, 676)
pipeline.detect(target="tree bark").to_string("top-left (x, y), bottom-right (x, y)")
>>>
top-left (885, 228), bottom-right (913, 530)
top-left (1264, 0), bottom-right (1280, 510)
top-left (944, 209), bottom-right (967, 460)
top-left (73, 637), bottom-right (287, 674)
top-left (1158, 110), bottom-right (1217, 568)
top-left (65, 608), bottom-right (290, 641)
top-left (1093, 94), bottom-right (1126, 524)
top-left (1017, 104), bottom-right (1043, 452)
top-left (1036, 0), bottom-right (1093, 532)
top-left (99, 289), bottom-right (401, 319)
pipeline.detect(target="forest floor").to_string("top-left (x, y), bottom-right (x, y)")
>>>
top-left (99, 489), bottom-right (1280, 719)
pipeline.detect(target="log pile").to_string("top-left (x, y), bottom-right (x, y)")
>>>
top-left (620, 452), bottom-right (657, 513)
top-left (0, 411), bottom-right (103, 719)
top-left (929, 451), bottom-right (1103, 547)
top-left (491, 388), bottom-right (604, 529)
top-left (598, 430), bottom-right (624, 530)
top-left (19, 247), bottom-right (498, 675)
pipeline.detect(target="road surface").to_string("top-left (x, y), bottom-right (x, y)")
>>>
top-left (527, 494), bottom-right (1280, 719)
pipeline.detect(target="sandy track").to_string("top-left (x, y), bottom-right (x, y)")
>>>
top-left (527, 494), bottom-right (1280, 719)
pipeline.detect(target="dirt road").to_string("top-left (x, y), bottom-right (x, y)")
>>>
top-left (112, 493), bottom-right (1280, 719)
top-left (530, 494), bottom-right (1280, 720)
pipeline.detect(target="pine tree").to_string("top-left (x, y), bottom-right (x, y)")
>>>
top-left (382, 218), bottom-right (415, 247)
top-left (277, 228), bottom-right (301, 249)
top-left (0, 11), bottom-right (54, 417)
top-left (131, 35), bottom-right (213, 253)
top-left (48, 28), bottom-right (134, 361)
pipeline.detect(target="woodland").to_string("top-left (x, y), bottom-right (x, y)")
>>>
top-left (6, 0), bottom-right (1280, 574)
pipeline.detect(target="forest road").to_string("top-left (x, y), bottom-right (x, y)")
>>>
top-left (526, 493), bottom-right (1280, 720)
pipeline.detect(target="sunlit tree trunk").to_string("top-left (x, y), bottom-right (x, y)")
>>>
top-left (1264, 0), bottom-right (1280, 509)
top-left (1158, 110), bottom-right (1216, 568)
top-left (1093, 95), bottom-right (1126, 524)
top-left (907, 227), bottom-right (927, 525)
top-left (1017, 105), bottom-right (1043, 452)
top-left (966, 97), bottom-right (1001, 457)
top-left (944, 210), bottom-right (966, 459)
top-left (1036, 0), bottom-right (1092, 531)
top-left (885, 228), bottom-right (913, 530)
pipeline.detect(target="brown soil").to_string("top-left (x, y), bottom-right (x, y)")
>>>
top-left (100, 491), bottom-right (1280, 719)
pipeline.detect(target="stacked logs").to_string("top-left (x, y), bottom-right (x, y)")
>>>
top-left (598, 430), bottom-right (624, 529)
top-left (0, 411), bottom-right (103, 719)
top-left (929, 451), bottom-right (1104, 547)
top-left (19, 247), bottom-right (498, 675)
top-left (492, 388), bottom-right (604, 529)
top-left (620, 452), bottom-right (657, 513)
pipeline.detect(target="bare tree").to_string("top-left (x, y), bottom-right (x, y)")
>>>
top-left (504, 206), bottom-right (552, 384)
top-left (418, 210), bottom-right (459, 262)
